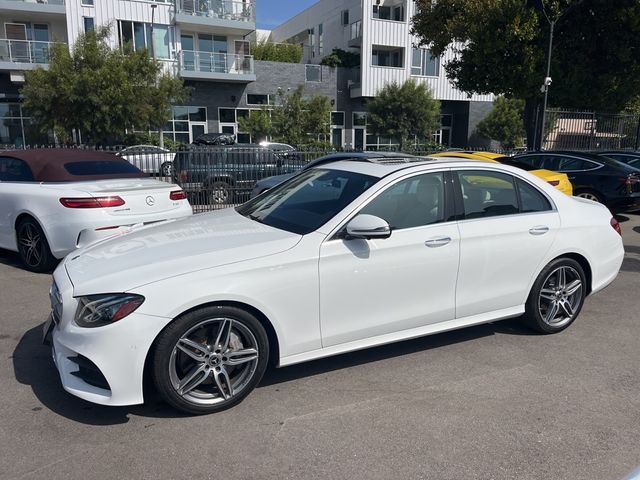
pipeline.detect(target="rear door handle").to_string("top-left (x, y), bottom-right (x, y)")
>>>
top-left (529, 226), bottom-right (549, 236)
top-left (425, 236), bottom-right (452, 248)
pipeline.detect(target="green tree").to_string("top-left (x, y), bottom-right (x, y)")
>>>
top-left (412, 0), bottom-right (640, 148)
top-left (238, 109), bottom-right (273, 143)
top-left (250, 40), bottom-right (303, 63)
top-left (367, 80), bottom-right (441, 150)
top-left (21, 27), bottom-right (188, 145)
top-left (270, 86), bottom-right (332, 146)
top-left (320, 48), bottom-right (360, 68)
top-left (476, 97), bottom-right (525, 149)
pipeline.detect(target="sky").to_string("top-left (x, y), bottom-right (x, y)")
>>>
top-left (257, 0), bottom-right (318, 30)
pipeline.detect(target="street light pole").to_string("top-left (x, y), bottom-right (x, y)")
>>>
top-left (538, 18), bottom-right (555, 151)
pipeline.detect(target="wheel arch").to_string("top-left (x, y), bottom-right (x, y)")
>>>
top-left (554, 252), bottom-right (593, 296)
top-left (14, 211), bottom-right (52, 251)
top-left (142, 300), bottom-right (281, 400)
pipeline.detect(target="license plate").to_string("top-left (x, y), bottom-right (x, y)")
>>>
top-left (42, 314), bottom-right (54, 346)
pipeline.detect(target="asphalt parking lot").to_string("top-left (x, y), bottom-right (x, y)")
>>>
top-left (1, 215), bottom-right (640, 480)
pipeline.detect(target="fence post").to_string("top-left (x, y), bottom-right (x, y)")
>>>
top-left (589, 112), bottom-right (596, 150)
top-left (635, 115), bottom-right (640, 151)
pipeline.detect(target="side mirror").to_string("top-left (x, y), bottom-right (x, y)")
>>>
top-left (345, 214), bottom-right (392, 240)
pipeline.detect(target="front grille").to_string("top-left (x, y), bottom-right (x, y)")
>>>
top-left (68, 355), bottom-right (111, 391)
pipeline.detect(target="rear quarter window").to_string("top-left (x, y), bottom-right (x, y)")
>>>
top-left (0, 157), bottom-right (34, 182)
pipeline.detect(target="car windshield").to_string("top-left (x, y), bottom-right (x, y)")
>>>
top-left (237, 168), bottom-right (378, 235)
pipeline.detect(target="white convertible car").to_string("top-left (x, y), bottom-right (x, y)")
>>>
top-left (44, 155), bottom-right (624, 414)
top-left (0, 149), bottom-right (192, 271)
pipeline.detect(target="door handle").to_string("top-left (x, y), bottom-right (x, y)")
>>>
top-left (425, 236), bottom-right (452, 248)
top-left (529, 226), bottom-right (549, 236)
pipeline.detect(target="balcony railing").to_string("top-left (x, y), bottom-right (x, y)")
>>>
top-left (350, 20), bottom-right (362, 40)
top-left (179, 51), bottom-right (254, 75)
top-left (0, 39), bottom-right (57, 65)
top-left (177, 0), bottom-right (256, 23)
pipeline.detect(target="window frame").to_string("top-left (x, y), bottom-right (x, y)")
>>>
top-left (451, 168), bottom-right (556, 221)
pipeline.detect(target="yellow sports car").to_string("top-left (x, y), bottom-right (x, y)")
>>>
top-left (430, 151), bottom-right (573, 196)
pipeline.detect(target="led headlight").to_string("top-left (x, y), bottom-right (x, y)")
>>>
top-left (75, 294), bottom-right (145, 328)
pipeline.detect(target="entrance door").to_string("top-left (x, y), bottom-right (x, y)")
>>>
top-left (190, 123), bottom-right (207, 143)
top-left (354, 128), bottom-right (365, 150)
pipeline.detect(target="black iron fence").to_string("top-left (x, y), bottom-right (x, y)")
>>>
top-left (543, 109), bottom-right (640, 151)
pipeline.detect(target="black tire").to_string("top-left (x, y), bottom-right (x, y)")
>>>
top-left (151, 305), bottom-right (269, 415)
top-left (207, 181), bottom-right (233, 205)
top-left (523, 257), bottom-right (587, 334)
top-left (574, 189), bottom-right (604, 204)
top-left (160, 161), bottom-right (173, 177)
top-left (16, 217), bottom-right (57, 273)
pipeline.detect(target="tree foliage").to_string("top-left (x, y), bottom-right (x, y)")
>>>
top-left (367, 80), bottom-right (441, 150)
top-left (238, 109), bottom-right (273, 143)
top-left (412, 0), bottom-right (640, 147)
top-left (270, 86), bottom-right (332, 146)
top-left (476, 97), bottom-right (525, 149)
top-left (320, 48), bottom-right (360, 68)
top-left (21, 27), bottom-right (188, 145)
top-left (250, 40), bottom-right (303, 63)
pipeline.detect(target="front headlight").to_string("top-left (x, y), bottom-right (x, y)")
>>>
top-left (75, 294), bottom-right (145, 328)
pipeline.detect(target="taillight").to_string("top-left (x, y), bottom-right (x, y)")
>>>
top-left (60, 196), bottom-right (125, 208)
top-left (547, 180), bottom-right (560, 186)
top-left (170, 190), bottom-right (187, 201)
top-left (611, 217), bottom-right (622, 236)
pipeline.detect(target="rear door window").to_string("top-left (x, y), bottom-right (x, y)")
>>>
top-left (0, 157), bottom-right (35, 182)
top-left (517, 179), bottom-right (552, 213)
top-left (457, 171), bottom-right (519, 219)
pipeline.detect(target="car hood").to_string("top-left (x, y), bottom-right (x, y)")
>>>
top-left (64, 208), bottom-right (302, 295)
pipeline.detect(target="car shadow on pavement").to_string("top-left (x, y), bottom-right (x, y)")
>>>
top-left (13, 324), bottom-right (193, 425)
top-left (622, 245), bottom-right (640, 273)
top-left (0, 248), bottom-right (24, 269)
top-left (260, 318), bottom-right (536, 387)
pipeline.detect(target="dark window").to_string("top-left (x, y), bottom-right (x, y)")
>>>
top-left (517, 155), bottom-right (543, 168)
top-left (331, 111), bottom-right (345, 126)
top-left (342, 9), bottom-right (349, 25)
top-left (360, 173), bottom-right (445, 229)
top-left (372, 47), bottom-right (404, 67)
top-left (219, 108), bottom-right (236, 123)
top-left (83, 17), bottom-right (95, 32)
top-left (237, 169), bottom-right (378, 235)
top-left (247, 94), bottom-right (269, 105)
top-left (517, 179), bottom-right (552, 213)
top-left (0, 157), bottom-right (34, 182)
top-left (558, 157), bottom-right (597, 171)
top-left (457, 171), bottom-right (519, 219)
top-left (64, 161), bottom-right (143, 176)
top-left (372, 5), bottom-right (391, 19)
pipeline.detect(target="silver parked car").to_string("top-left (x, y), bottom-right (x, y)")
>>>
top-left (117, 145), bottom-right (176, 176)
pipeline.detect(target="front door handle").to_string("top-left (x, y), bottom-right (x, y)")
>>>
top-left (425, 236), bottom-right (452, 248)
top-left (529, 226), bottom-right (549, 236)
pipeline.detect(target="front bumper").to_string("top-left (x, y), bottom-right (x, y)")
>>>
top-left (46, 267), bottom-right (172, 406)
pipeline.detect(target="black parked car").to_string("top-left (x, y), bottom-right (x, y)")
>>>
top-left (192, 133), bottom-right (236, 146)
top-left (597, 151), bottom-right (640, 169)
top-left (515, 151), bottom-right (640, 211)
top-left (174, 144), bottom-right (304, 205)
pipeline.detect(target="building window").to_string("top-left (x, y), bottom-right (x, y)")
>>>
top-left (306, 64), bottom-right (322, 82)
top-left (81, 0), bottom-right (94, 5)
top-left (0, 102), bottom-right (50, 147)
top-left (331, 111), bottom-right (345, 126)
top-left (342, 10), bottom-right (349, 26)
top-left (318, 24), bottom-right (323, 56)
top-left (372, 46), bottom-right (404, 67)
top-left (247, 94), bottom-right (270, 105)
top-left (219, 108), bottom-right (236, 123)
top-left (161, 106), bottom-right (207, 145)
top-left (308, 27), bottom-right (315, 58)
top-left (83, 17), bottom-right (95, 33)
top-left (411, 48), bottom-right (440, 77)
top-left (353, 112), bottom-right (367, 127)
top-left (372, 4), bottom-right (405, 21)
top-left (118, 20), bottom-right (174, 59)
top-left (331, 111), bottom-right (345, 148)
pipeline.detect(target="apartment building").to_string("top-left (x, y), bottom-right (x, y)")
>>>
top-left (272, 0), bottom-right (495, 149)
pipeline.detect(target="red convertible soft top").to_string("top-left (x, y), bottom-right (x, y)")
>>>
top-left (1, 148), bottom-right (147, 182)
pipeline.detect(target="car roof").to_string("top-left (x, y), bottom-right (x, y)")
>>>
top-left (0, 148), bottom-right (146, 182)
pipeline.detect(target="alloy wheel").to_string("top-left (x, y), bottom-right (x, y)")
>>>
top-left (168, 317), bottom-right (259, 405)
top-left (576, 192), bottom-right (600, 202)
top-left (538, 266), bottom-right (583, 328)
top-left (18, 222), bottom-right (45, 269)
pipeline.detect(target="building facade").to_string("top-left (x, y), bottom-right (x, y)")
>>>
top-left (272, 0), bottom-right (495, 149)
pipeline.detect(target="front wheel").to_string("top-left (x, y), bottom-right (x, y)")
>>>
top-left (160, 161), bottom-right (173, 177)
top-left (16, 218), bottom-right (57, 273)
top-left (523, 258), bottom-right (587, 334)
top-left (207, 181), bottom-right (233, 205)
top-left (152, 306), bottom-right (269, 414)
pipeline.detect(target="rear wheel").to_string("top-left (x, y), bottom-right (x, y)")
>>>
top-left (574, 189), bottom-right (603, 204)
top-left (152, 306), bottom-right (269, 414)
top-left (207, 181), bottom-right (233, 205)
top-left (160, 161), bottom-right (173, 177)
top-left (523, 258), bottom-right (586, 334)
top-left (16, 218), bottom-right (57, 273)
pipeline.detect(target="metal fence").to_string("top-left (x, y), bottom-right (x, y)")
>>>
top-left (543, 109), bottom-right (640, 151)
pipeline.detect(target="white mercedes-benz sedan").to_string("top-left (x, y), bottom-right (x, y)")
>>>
top-left (44, 156), bottom-right (624, 414)
top-left (0, 149), bottom-right (192, 272)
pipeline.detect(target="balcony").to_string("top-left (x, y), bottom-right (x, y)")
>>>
top-left (175, 0), bottom-right (256, 35)
top-left (0, 0), bottom-right (65, 15)
top-left (348, 20), bottom-right (362, 47)
top-left (178, 51), bottom-right (256, 82)
top-left (0, 39), bottom-right (58, 71)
